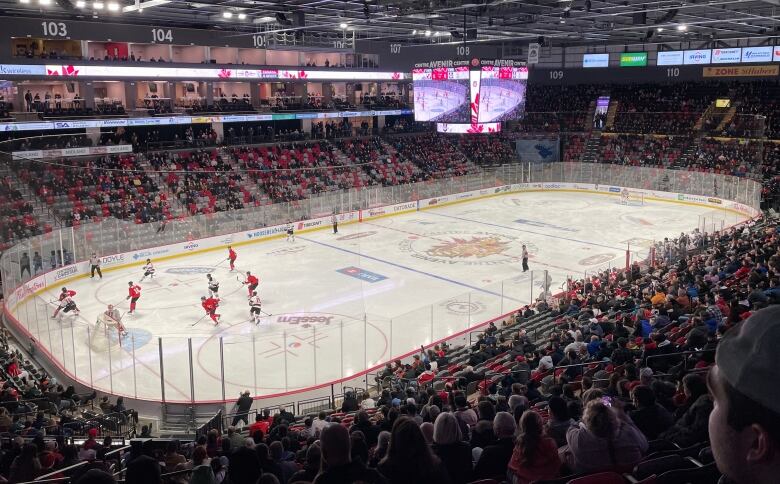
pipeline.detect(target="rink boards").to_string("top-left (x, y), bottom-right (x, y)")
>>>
top-left (1, 181), bottom-right (758, 404)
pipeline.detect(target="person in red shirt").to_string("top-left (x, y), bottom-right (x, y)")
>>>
top-left (227, 246), bottom-right (238, 271)
top-left (243, 271), bottom-right (259, 297)
top-left (201, 296), bottom-right (221, 325)
top-left (248, 411), bottom-right (271, 439)
top-left (126, 282), bottom-right (141, 314)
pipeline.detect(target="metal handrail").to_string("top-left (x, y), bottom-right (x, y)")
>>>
top-left (34, 461), bottom-right (89, 481)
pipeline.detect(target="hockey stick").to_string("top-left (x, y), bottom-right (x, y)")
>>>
top-left (213, 257), bottom-right (229, 269)
top-left (259, 309), bottom-right (273, 317)
top-left (190, 313), bottom-right (209, 327)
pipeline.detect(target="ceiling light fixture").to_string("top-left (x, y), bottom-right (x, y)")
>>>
top-left (76, 0), bottom-right (86, 7)
top-left (412, 29), bottom-right (417, 35)
top-left (223, 11), bottom-right (233, 18)
top-left (238, 13), bottom-right (246, 20)
top-left (339, 22), bottom-right (347, 29)
top-left (93, 1), bottom-right (104, 9)
top-left (122, 0), bottom-right (171, 13)
top-left (424, 30), bottom-right (431, 36)
top-left (107, 2), bottom-right (119, 11)
top-left (657, 27), bottom-right (663, 32)
top-left (677, 24), bottom-right (687, 31)
top-left (19, 0), bottom-right (31, 4)
top-left (38, 0), bottom-right (51, 5)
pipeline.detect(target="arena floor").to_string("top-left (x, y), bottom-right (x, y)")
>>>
top-left (13, 191), bottom-right (744, 402)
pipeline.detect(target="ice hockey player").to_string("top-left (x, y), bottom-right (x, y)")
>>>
top-left (243, 271), bottom-right (259, 297)
top-left (621, 188), bottom-right (630, 205)
top-left (55, 288), bottom-right (79, 319)
top-left (207, 274), bottom-right (220, 298)
top-left (227, 246), bottom-right (238, 271)
top-left (103, 304), bottom-right (128, 337)
top-left (248, 291), bottom-right (263, 325)
top-left (139, 259), bottom-right (155, 281)
top-left (52, 287), bottom-right (78, 318)
top-left (286, 225), bottom-right (295, 243)
top-left (201, 296), bottom-right (221, 325)
top-left (126, 282), bottom-right (141, 314)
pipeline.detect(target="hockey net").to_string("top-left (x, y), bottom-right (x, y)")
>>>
top-left (620, 190), bottom-right (645, 206)
top-left (89, 313), bottom-right (122, 352)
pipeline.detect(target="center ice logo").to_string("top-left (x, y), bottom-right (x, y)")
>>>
top-left (427, 235), bottom-right (509, 259)
top-left (400, 231), bottom-right (536, 266)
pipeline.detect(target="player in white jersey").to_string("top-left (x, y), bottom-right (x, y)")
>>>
top-left (621, 188), bottom-right (630, 205)
top-left (101, 304), bottom-right (128, 337)
top-left (286, 225), bottom-right (295, 243)
top-left (139, 259), bottom-right (155, 281)
top-left (59, 294), bottom-right (79, 318)
top-left (248, 291), bottom-right (263, 325)
top-left (207, 274), bottom-right (220, 298)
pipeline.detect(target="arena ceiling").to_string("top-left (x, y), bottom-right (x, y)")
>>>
top-left (2, 0), bottom-right (779, 47)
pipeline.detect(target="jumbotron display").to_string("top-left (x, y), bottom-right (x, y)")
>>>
top-left (477, 66), bottom-right (528, 123)
top-left (411, 66), bottom-right (470, 122)
top-left (412, 60), bottom-right (528, 133)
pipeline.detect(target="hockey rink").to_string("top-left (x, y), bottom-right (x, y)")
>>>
top-left (10, 191), bottom-right (746, 402)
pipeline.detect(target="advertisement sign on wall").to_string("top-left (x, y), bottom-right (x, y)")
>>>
top-left (712, 48), bottom-right (742, 64)
top-left (619, 52), bottom-right (648, 67)
top-left (684, 49), bottom-right (712, 65)
top-left (741, 46), bottom-right (773, 63)
top-left (703, 65), bottom-right (779, 78)
top-left (774, 46), bottom-right (780, 62)
top-left (582, 54), bottom-right (609, 68)
top-left (657, 51), bottom-right (684, 66)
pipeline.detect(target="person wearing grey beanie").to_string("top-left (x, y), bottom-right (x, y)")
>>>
top-left (708, 305), bottom-right (780, 484)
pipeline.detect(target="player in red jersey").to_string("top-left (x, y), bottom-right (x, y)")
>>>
top-left (227, 246), bottom-right (237, 271)
top-left (52, 287), bottom-right (77, 318)
top-left (126, 282), bottom-right (141, 314)
top-left (243, 271), bottom-right (259, 297)
top-left (201, 296), bottom-right (220, 325)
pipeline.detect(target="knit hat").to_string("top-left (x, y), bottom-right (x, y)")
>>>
top-left (716, 306), bottom-right (780, 414)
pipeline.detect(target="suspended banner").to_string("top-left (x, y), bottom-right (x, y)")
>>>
top-left (514, 138), bottom-right (560, 163)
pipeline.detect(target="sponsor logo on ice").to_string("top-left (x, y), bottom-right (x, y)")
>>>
top-left (337, 231), bottom-right (377, 241)
top-left (337, 266), bottom-right (388, 283)
top-left (165, 266), bottom-right (214, 275)
top-left (440, 299), bottom-right (487, 316)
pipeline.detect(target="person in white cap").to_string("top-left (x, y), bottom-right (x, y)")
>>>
top-left (707, 305), bottom-right (780, 484)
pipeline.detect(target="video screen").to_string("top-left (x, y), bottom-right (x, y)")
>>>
top-left (476, 66), bottom-right (528, 123)
top-left (412, 67), bottom-right (470, 123)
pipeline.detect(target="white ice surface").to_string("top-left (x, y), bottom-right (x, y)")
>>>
top-left (11, 191), bottom-right (743, 401)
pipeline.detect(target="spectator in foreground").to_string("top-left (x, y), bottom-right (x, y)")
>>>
top-left (629, 385), bottom-right (674, 440)
top-left (314, 424), bottom-right (386, 484)
top-left (9, 443), bottom-right (40, 483)
top-left (432, 412), bottom-right (472, 484)
top-left (559, 399), bottom-right (648, 474)
top-left (708, 306), bottom-right (780, 484)
top-left (659, 373), bottom-right (713, 447)
top-left (507, 410), bottom-right (560, 484)
top-left (377, 417), bottom-right (450, 484)
top-left (473, 411), bottom-right (517, 481)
